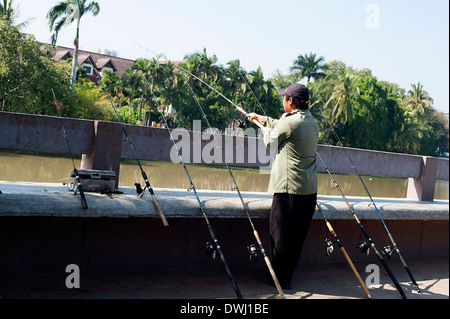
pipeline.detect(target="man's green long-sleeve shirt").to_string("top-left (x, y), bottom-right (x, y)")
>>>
top-left (261, 109), bottom-right (319, 195)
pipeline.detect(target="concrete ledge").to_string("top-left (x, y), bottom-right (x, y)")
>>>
top-left (0, 181), bottom-right (448, 220)
top-left (0, 181), bottom-right (448, 277)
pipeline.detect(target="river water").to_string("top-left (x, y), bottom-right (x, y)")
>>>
top-left (0, 150), bottom-right (448, 200)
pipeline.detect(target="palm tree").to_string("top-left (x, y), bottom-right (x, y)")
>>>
top-left (184, 48), bottom-right (221, 88)
top-left (324, 67), bottom-right (360, 124)
top-left (247, 66), bottom-right (269, 113)
top-left (0, 0), bottom-right (33, 28)
top-left (132, 58), bottom-right (166, 122)
top-left (290, 52), bottom-right (326, 84)
top-left (224, 60), bottom-right (247, 107)
top-left (121, 68), bottom-right (142, 117)
top-left (388, 109), bottom-right (423, 154)
top-left (47, 0), bottom-right (100, 87)
top-left (102, 70), bottom-right (125, 110)
top-left (404, 82), bottom-right (434, 116)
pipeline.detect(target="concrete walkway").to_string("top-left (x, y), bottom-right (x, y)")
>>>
top-left (1, 257), bottom-right (447, 300)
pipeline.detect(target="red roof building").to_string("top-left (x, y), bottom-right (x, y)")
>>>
top-left (52, 46), bottom-right (136, 83)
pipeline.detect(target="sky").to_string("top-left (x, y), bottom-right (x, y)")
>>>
top-left (14, 0), bottom-right (450, 113)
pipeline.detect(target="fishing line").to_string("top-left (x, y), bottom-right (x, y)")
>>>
top-left (243, 83), bottom-right (407, 297)
top-left (51, 88), bottom-right (88, 210)
top-left (238, 70), bottom-right (266, 115)
top-left (184, 79), bottom-right (285, 299)
top-left (86, 57), bottom-right (169, 227)
top-left (135, 46), bottom-right (406, 297)
top-left (319, 109), bottom-right (421, 293)
top-left (317, 152), bottom-right (407, 299)
top-left (316, 202), bottom-right (372, 299)
top-left (148, 87), bottom-right (243, 300)
top-left (236, 75), bottom-right (372, 298)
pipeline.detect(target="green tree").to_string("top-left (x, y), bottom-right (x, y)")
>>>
top-left (132, 58), bottom-right (154, 122)
top-left (269, 69), bottom-right (297, 92)
top-left (120, 68), bottom-right (142, 117)
top-left (246, 66), bottom-right (281, 119)
top-left (290, 52), bottom-right (326, 84)
top-left (133, 57), bottom-right (175, 125)
top-left (404, 82), bottom-right (434, 117)
top-left (0, 20), bottom-right (71, 114)
top-left (47, 0), bottom-right (100, 87)
top-left (387, 109), bottom-right (423, 154)
top-left (323, 65), bottom-right (360, 124)
top-left (417, 106), bottom-right (449, 157)
top-left (184, 48), bottom-right (223, 91)
top-left (224, 60), bottom-right (247, 107)
top-left (101, 69), bottom-right (125, 110)
top-left (73, 78), bottom-right (113, 120)
top-left (0, 0), bottom-right (32, 28)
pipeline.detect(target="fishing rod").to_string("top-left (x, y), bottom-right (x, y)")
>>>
top-left (238, 70), bottom-right (265, 116)
top-left (234, 74), bottom-right (369, 299)
top-left (316, 152), bottom-right (407, 299)
top-left (184, 80), bottom-right (285, 299)
top-left (316, 202), bottom-right (372, 299)
top-left (178, 68), bottom-right (406, 298)
top-left (137, 44), bottom-right (250, 118)
top-left (321, 117), bottom-right (421, 293)
top-left (179, 64), bottom-right (370, 298)
top-left (135, 48), bottom-right (268, 297)
top-left (135, 48), bottom-right (405, 297)
top-left (51, 89), bottom-right (88, 210)
top-left (86, 58), bottom-right (169, 227)
top-left (148, 88), bottom-right (243, 300)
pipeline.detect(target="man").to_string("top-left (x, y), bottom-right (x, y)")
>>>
top-left (247, 83), bottom-right (319, 289)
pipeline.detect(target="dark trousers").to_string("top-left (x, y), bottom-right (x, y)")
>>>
top-left (270, 193), bottom-right (317, 285)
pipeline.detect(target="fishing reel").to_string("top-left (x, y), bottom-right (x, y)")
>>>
top-left (231, 119), bottom-right (247, 130)
top-left (134, 183), bottom-right (146, 197)
top-left (382, 246), bottom-right (394, 259)
top-left (247, 244), bottom-right (260, 262)
top-left (324, 238), bottom-right (334, 257)
top-left (356, 241), bottom-right (371, 256)
top-left (198, 242), bottom-right (217, 260)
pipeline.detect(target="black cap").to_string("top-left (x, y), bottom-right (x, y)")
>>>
top-left (278, 83), bottom-right (309, 101)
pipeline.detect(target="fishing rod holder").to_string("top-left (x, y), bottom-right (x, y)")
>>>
top-left (198, 242), bottom-right (217, 260)
top-left (356, 241), bottom-right (371, 256)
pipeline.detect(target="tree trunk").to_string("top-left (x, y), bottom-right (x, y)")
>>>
top-left (71, 20), bottom-right (81, 88)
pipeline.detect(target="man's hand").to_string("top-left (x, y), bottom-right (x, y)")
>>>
top-left (247, 113), bottom-right (271, 135)
top-left (247, 113), bottom-right (263, 124)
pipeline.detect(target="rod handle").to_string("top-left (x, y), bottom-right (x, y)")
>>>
top-left (78, 183), bottom-right (88, 210)
top-left (339, 246), bottom-right (372, 299)
top-left (254, 230), bottom-right (285, 299)
top-left (151, 193), bottom-right (169, 227)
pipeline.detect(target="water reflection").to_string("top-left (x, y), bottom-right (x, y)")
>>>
top-left (0, 150), bottom-right (448, 200)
